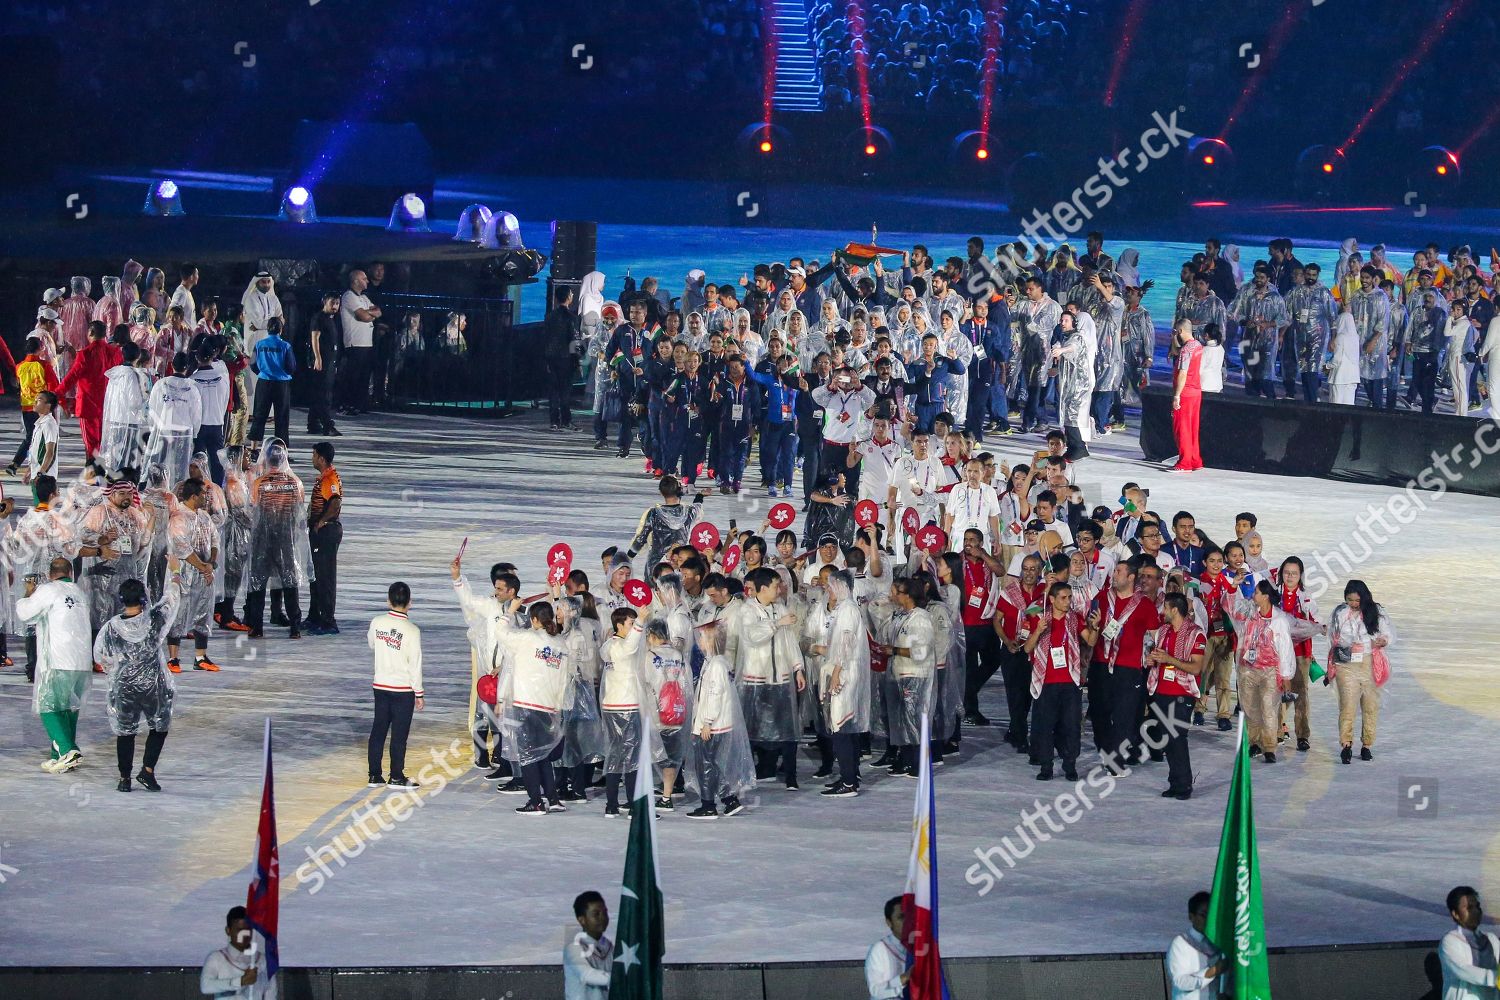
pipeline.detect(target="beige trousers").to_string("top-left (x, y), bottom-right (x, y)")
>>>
top-left (1277, 655), bottom-right (1311, 741)
top-left (1336, 657), bottom-right (1380, 747)
top-left (1195, 634), bottom-right (1235, 718)
top-left (1237, 666), bottom-right (1280, 752)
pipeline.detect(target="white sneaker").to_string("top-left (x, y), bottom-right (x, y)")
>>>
top-left (54, 749), bottom-right (82, 772)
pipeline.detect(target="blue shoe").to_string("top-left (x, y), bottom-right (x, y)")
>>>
top-left (781, 485), bottom-right (793, 498)
top-left (767, 486), bottom-right (778, 498)
top-left (304, 625), bottom-right (330, 636)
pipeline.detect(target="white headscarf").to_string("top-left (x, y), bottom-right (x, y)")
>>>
top-left (578, 270), bottom-right (605, 320)
top-left (1116, 248), bottom-right (1141, 289)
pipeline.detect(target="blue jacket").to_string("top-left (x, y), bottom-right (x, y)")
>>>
top-left (748, 369), bottom-right (798, 426)
top-left (908, 356), bottom-right (966, 407)
top-left (252, 335), bottom-right (296, 382)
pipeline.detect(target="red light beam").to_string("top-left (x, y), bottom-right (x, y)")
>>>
top-left (1103, 0), bottom-right (1149, 108)
top-left (1340, 0), bottom-right (1471, 152)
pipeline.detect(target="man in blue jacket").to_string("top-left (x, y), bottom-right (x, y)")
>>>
top-left (601, 300), bottom-right (651, 458)
top-left (249, 317), bottom-right (296, 450)
top-left (707, 355), bottom-right (758, 495)
top-left (749, 349), bottom-right (799, 498)
top-left (908, 333), bottom-right (965, 434)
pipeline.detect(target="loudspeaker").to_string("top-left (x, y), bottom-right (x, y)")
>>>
top-left (550, 221), bottom-right (597, 282)
top-left (286, 120), bottom-right (435, 218)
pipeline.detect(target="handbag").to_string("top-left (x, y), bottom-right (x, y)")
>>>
top-left (601, 386), bottom-right (624, 423)
top-left (1371, 647), bottom-right (1391, 687)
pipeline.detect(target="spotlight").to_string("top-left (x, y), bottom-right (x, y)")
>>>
top-left (143, 179), bottom-right (185, 217)
top-left (977, 148), bottom-right (989, 160)
top-left (844, 125), bottom-right (893, 175)
top-left (1183, 137), bottom-right (1236, 199)
top-left (479, 210), bottom-right (524, 250)
top-left (738, 122), bottom-right (791, 161)
top-left (386, 192), bottom-right (430, 233)
top-left (948, 131), bottom-right (1000, 184)
top-left (454, 203), bottom-right (494, 243)
top-left (1295, 145), bottom-right (1347, 200)
top-left (1408, 145), bottom-right (1461, 203)
top-left (278, 185), bottom-right (318, 224)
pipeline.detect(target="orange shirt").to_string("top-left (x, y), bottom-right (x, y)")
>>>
top-left (310, 466), bottom-right (342, 521)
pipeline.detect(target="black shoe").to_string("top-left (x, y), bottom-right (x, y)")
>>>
top-left (812, 764), bottom-right (834, 779)
top-left (386, 776), bottom-right (418, 788)
top-left (1249, 744), bottom-right (1262, 757)
top-left (821, 781), bottom-right (859, 797)
top-left (655, 795), bottom-right (674, 812)
top-left (558, 789), bottom-right (587, 803)
top-left (289, 627), bottom-right (302, 640)
top-left (1063, 767), bottom-right (1078, 781)
top-left (1036, 769), bottom-right (1054, 781)
top-left (1341, 745), bottom-right (1353, 764)
top-left (270, 613), bottom-right (290, 627)
top-left (247, 627), bottom-right (264, 639)
top-left (1015, 741), bottom-right (1031, 755)
top-left (368, 775), bottom-right (385, 787)
top-left (117, 777), bottom-right (132, 793)
top-left (1193, 712), bottom-right (1205, 726)
top-left (547, 799), bottom-right (567, 813)
top-left (497, 778), bottom-right (528, 795)
top-left (1218, 718), bottom-right (1233, 732)
top-left (1160, 788), bottom-right (1179, 798)
top-left (1360, 747), bottom-right (1373, 761)
top-left (515, 800), bottom-right (548, 816)
top-left (473, 756), bottom-right (491, 771)
top-left (604, 804), bottom-right (621, 817)
top-left (685, 804), bottom-right (719, 819)
top-left (1263, 752), bottom-right (1276, 763)
top-left (1172, 789), bottom-right (1193, 800)
top-left (616, 449), bottom-right (629, 458)
top-left (721, 796), bottom-right (744, 816)
top-left (873, 749), bottom-right (897, 768)
top-left (1297, 739), bottom-right (1310, 753)
top-left (593, 441), bottom-right (607, 450)
top-left (485, 766), bottom-right (510, 780)
top-left (135, 769), bottom-right (161, 791)
top-left (327, 427), bottom-right (343, 437)
top-left (963, 712), bottom-right (990, 727)
top-left (887, 763), bottom-right (906, 776)
top-left (784, 777), bottom-right (801, 791)
top-left (942, 739), bottom-right (960, 755)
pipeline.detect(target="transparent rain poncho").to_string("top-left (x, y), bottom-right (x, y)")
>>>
top-left (810, 572), bottom-right (872, 736)
top-left (930, 580), bottom-right (966, 740)
top-left (96, 576), bottom-right (182, 736)
top-left (734, 592), bottom-right (808, 744)
top-left (557, 598), bottom-right (606, 768)
top-left (646, 621), bottom-right (694, 769)
top-left (598, 621), bottom-right (667, 774)
top-left (492, 614), bottom-right (569, 768)
top-left (78, 486), bottom-right (152, 633)
top-left (60, 276), bottom-right (95, 355)
top-left (219, 448), bottom-right (254, 605)
top-left (885, 603), bottom-right (936, 746)
top-left (188, 453), bottom-right (228, 598)
top-left (683, 635), bottom-right (756, 804)
top-left (137, 467), bottom-right (175, 601)
top-left (167, 493), bottom-right (217, 637)
top-left (246, 441), bottom-right (312, 593)
top-left (99, 361), bottom-right (152, 475)
top-left (91, 276), bottom-right (123, 334)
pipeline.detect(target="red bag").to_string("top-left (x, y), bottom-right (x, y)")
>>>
top-left (868, 632), bottom-right (889, 673)
top-left (476, 674), bottom-right (498, 706)
top-left (1371, 647), bottom-right (1391, 687)
top-left (658, 679), bottom-right (687, 726)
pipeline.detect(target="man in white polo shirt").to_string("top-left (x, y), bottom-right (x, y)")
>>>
top-left (25, 391), bottom-right (61, 484)
top-left (339, 269), bottom-right (381, 416)
top-left (943, 456), bottom-right (1000, 554)
top-left (169, 263), bottom-right (199, 330)
top-left (812, 368), bottom-right (876, 498)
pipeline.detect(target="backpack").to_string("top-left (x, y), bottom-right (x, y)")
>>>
top-left (658, 678), bottom-right (687, 727)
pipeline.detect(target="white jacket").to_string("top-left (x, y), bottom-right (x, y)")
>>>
top-left (599, 624), bottom-right (645, 711)
top-left (865, 932), bottom-right (905, 999)
top-left (367, 610), bottom-right (423, 696)
top-left (692, 654), bottom-right (736, 734)
top-left (1328, 314), bottom-right (1361, 386)
top-left (1440, 926), bottom-right (1500, 1000)
top-left (200, 944), bottom-right (277, 1000)
top-left (17, 579), bottom-right (93, 673)
top-left (496, 619), bottom-right (569, 713)
top-left (147, 374), bottom-right (203, 435)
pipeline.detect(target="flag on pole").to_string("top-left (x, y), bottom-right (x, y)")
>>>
top-left (609, 706), bottom-right (665, 1000)
top-left (1205, 716), bottom-right (1272, 1000)
top-left (245, 717), bottom-right (280, 977)
top-left (902, 712), bottom-right (950, 1000)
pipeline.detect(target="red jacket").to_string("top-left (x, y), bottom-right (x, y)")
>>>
top-left (57, 339), bottom-right (113, 420)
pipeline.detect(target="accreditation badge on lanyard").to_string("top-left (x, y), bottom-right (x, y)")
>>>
top-left (730, 383), bottom-right (745, 423)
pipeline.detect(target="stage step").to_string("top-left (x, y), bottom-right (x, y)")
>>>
top-left (770, 0), bottom-right (823, 112)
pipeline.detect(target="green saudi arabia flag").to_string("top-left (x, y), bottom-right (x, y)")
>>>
top-left (610, 707), bottom-right (665, 1000)
top-left (1205, 717), bottom-right (1273, 1000)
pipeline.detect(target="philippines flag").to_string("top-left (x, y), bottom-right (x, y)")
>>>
top-left (245, 718), bottom-right (280, 977)
top-left (902, 713), bottom-right (950, 1000)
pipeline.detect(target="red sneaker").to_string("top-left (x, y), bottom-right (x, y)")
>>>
top-left (167, 658), bottom-right (182, 674)
top-left (223, 618), bottom-right (252, 633)
top-left (194, 657), bottom-right (220, 672)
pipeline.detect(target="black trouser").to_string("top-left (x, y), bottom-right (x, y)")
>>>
top-left (559, 762), bottom-right (592, 796)
top-left (167, 628), bottom-right (208, 653)
top-left (306, 364), bottom-right (336, 431)
top-left (831, 731), bottom-right (860, 786)
top-left (1031, 682), bottom-right (1080, 773)
top-left (1086, 661), bottom-right (1111, 751)
top-left (546, 355), bottom-right (575, 426)
top-left (11, 410), bottom-right (37, 468)
top-left (249, 379), bottom-right (291, 445)
top-left (1410, 353), bottom-right (1438, 413)
top-left (1361, 377), bottom-right (1385, 410)
top-left (799, 431), bottom-right (822, 500)
top-left (308, 521), bottom-right (342, 627)
top-left (521, 741), bottom-right (563, 805)
top-left (962, 624), bottom-right (999, 716)
top-left (340, 346), bottom-right (374, 411)
top-left (117, 728), bottom-right (168, 778)
top-left (695, 733), bottom-right (722, 806)
top-left (371, 331), bottom-right (393, 405)
top-left (754, 739), bottom-right (798, 783)
top-left (605, 768), bottom-right (637, 809)
top-left (245, 585), bottom-right (301, 629)
top-left (1149, 694), bottom-right (1194, 792)
top-left (25, 628), bottom-right (38, 682)
top-left (998, 645), bottom-right (1031, 744)
top-left (368, 689), bottom-right (415, 779)
top-left (193, 424), bottom-right (225, 487)
top-left (1107, 666), bottom-right (1148, 763)
top-left (1063, 424), bottom-right (1089, 461)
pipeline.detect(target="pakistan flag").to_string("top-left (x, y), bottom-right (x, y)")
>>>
top-left (610, 707), bottom-right (665, 999)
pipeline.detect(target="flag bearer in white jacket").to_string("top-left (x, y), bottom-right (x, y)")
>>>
top-left (684, 622), bottom-right (754, 818)
top-left (17, 557), bottom-right (93, 772)
top-left (1439, 885), bottom-right (1499, 1000)
top-left (366, 582), bottom-right (423, 788)
top-left (200, 905), bottom-right (277, 1000)
top-left (493, 599), bottom-right (571, 816)
top-left (450, 553), bottom-right (523, 777)
top-left (736, 566), bottom-right (808, 789)
top-left (865, 896), bottom-right (907, 1000)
